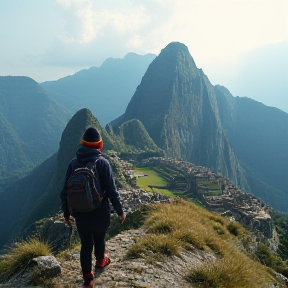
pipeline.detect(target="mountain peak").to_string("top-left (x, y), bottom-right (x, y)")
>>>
top-left (162, 41), bottom-right (189, 52)
top-left (156, 42), bottom-right (198, 75)
top-left (0, 75), bottom-right (39, 91)
top-left (111, 41), bottom-right (240, 184)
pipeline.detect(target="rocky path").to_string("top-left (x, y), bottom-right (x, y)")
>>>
top-left (53, 229), bottom-right (215, 288)
top-left (2, 228), bottom-right (284, 288)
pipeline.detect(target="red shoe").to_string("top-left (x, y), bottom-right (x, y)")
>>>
top-left (82, 272), bottom-right (94, 288)
top-left (95, 256), bottom-right (111, 268)
top-left (82, 280), bottom-right (94, 288)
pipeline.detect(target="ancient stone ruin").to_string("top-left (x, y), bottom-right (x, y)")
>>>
top-left (141, 157), bottom-right (273, 238)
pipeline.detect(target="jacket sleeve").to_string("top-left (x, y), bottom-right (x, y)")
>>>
top-left (60, 162), bottom-right (73, 219)
top-left (97, 158), bottom-right (124, 216)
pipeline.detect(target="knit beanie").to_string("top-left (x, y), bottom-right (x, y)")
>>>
top-left (80, 127), bottom-right (103, 151)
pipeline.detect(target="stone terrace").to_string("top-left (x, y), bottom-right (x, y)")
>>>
top-left (142, 157), bottom-right (272, 238)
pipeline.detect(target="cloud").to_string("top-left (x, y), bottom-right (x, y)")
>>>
top-left (41, 0), bottom-right (288, 71)
top-left (56, 0), bottom-right (96, 43)
top-left (42, 0), bottom-right (174, 67)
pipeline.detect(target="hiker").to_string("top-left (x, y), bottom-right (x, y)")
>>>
top-left (60, 127), bottom-right (126, 288)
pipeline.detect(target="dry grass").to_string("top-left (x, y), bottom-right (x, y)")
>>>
top-left (126, 198), bottom-right (278, 287)
top-left (126, 234), bottom-right (179, 261)
top-left (188, 246), bottom-right (274, 288)
top-left (126, 198), bottom-right (247, 260)
top-left (0, 237), bottom-right (51, 282)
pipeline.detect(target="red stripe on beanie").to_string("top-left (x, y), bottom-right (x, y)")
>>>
top-left (81, 139), bottom-right (103, 150)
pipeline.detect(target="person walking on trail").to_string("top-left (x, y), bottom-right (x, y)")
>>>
top-left (60, 127), bottom-right (126, 288)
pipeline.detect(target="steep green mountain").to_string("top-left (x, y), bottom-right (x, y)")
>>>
top-left (0, 76), bottom-right (70, 181)
top-left (111, 42), bottom-right (243, 186)
top-left (119, 119), bottom-right (161, 151)
top-left (0, 108), bottom-right (115, 249)
top-left (215, 85), bottom-right (288, 211)
top-left (41, 53), bottom-right (156, 125)
top-left (114, 119), bottom-right (164, 160)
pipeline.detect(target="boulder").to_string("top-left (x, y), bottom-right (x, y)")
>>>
top-left (31, 255), bottom-right (61, 279)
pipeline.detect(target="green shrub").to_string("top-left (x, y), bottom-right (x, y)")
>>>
top-left (256, 243), bottom-right (288, 276)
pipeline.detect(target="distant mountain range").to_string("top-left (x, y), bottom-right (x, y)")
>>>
top-left (41, 52), bottom-right (156, 125)
top-left (0, 76), bottom-right (70, 182)
top-left (0, 42), bottom-right (287, 250)
top-left (208, 41), bottom-right (288, 112)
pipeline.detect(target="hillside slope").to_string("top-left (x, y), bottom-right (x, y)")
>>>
top-left (215, 85), bottom-right (288, 211)
top-left (0, 76), bottom-right (70, 181)
top-left (2, 198), bottom-right (286, 287)
top-left (0, 108), bottom-right (115, 249)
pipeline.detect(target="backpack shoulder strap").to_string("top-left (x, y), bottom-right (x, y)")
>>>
top-left (90, 157), bottom-right (105, 194)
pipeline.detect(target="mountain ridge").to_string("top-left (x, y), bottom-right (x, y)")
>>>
top-left (41, 53), bottom-right (156, 125)
top-left (215, 85), bottom-right (288, 210)
top-left (0, 76), bottom-right (70, 181)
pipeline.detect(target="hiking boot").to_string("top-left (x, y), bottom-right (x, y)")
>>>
top-left (95, 256), bottom-right (111, 268)
top-left (82, 279), bottom-right (94, 288)
top-left (82, 272), bottom-right (94, 288)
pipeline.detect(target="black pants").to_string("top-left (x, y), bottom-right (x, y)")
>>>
top-left (77, 229), bottom-right (106, 273)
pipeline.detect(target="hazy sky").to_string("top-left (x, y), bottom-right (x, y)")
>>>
top-left (0, 0), bottom-right (287, 111)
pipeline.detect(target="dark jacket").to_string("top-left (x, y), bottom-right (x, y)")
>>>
top-left (60, 145), bottom-right (123, 232)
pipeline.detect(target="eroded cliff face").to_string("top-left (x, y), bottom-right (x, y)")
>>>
top-left (112, 42), bottom-right (243, 185)
top-left (214, 85), bottom-right (288, 212)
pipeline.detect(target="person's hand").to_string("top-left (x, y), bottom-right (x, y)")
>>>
top-left (119, 213), bottom-right (126, 224)
top-left (64, 217), bottom-right (74, 227)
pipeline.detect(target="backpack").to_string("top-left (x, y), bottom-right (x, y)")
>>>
top-left (66, 159), bottom-right (105, 215)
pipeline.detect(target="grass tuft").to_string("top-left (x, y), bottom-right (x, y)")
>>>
top-left (145, 216), bottom-right (174, 234)
top-left (173, 229), bottom-right (206, 250)
top-left (0, 237), bottom-right (51, 282)
top-left (209, 215), bottom-right (225, 226)
top-left (212, 222), bottom-right (227, 236)
top-left (188, 246), bottom-right (273, 288)
top-left (226, 221), bottom-right (245, 236)
top-left (126, 234), bottom-right (179, 261)
top-left (204, 235), bottom-right (225, 256)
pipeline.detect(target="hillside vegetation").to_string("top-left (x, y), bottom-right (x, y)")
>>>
top-left (0, 76), bottom-right (70, 182)
top-left (1, 199), bottom-right (286, 287)
top-left (125, 199), bottom-right (279, 288)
